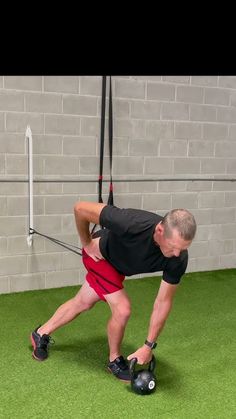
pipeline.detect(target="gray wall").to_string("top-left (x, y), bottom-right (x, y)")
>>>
top-left (0, 75), bottom-right (236, 294)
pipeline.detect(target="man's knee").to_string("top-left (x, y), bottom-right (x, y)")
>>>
top-left (113, 300), bottom-right (131, 322)
top-left (72, 295), bottom-right (96, 313)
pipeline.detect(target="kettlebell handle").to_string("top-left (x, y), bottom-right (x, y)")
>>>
top-left (148, 355), bottom-right (156, 372)
top-left (129, 355), bottom-right (156, 377)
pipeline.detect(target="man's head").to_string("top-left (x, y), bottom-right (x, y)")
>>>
top-left (153, 209), bottom-right (196, 258)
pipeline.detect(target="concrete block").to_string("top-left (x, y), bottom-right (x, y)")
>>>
top-left (33, 135), bottom-right (63, 155)
top-left (174, 158), bottom-right (200, 174)
top-left (162, 103), bottom-right (189, 120)
top-left (129, 139), bottom-right (158, 156)
top-left (219, 76), bottom-right (236, 88)
top-left (7, 235), bottom-right (45, 255)
top-left (1, 255), bottom-right (27, 275)
top-left (229, 125), bottom-right (236, 140)
top-left (0, 112), bottom-right (4, 130)
top-left (44, 156), bottom-right (78, 175)
top-left (63, 136), bottom-right (96, 156)
top-left (189, 241), bottom-right (209, 257)
top-left (227, 160), bottom-right (236, 173)
top-left (188, 141), bottom-right (214, 157)
top-left (0, 237), bottom-right (7, 255)
top-left (160, 140), bottom-right (187, 157)
top-left (0, 91), bottom-right (24, 111)
top-left (215, 141), bottom-right (236, 157)
top-left (28, 253), bottom-right (62, 273)
top-left (172, 192), bottom-right (198, 209)
top-left (0, 276), bottom-right (10, 294)
top-left (191, 76), bottom-right (218, 86)
top-left (0, 216), bottom-right (27, 235)
top-left (147, 82), bottom-right (175, 101)
top-left (80, 76), bottom-right (102, 95)
top-left (128, 182), bottom-right (157, 193)
top-left (81, 117), bottom-right (100, 136)
top-left (45, 269), bottom-right (80, 289)
top-left (114, 194), bottom-right (142, 209)
top-left (190, 105), bottom-right (216, 122)
top-left (114, 119), bottom-right (133, 138)
top-left (203, 123), bottom-right (228, 140)
top-left (195, 256), bottom-right (220, 271)
top-left (205, 88), bottom-right (230, 106)
top-left (131, 101), bottom-right (161, 120)
top-left (45, 195), bottom-right (78, 214)
top-left (0, 133), bottom-right (25, 153)
top-left (63, 95), bottom-right (97, 116)
top-left (201, 158), bottom-right (226, 174)
top-left (25, 93), bottom-right (62, 113)
top-left (113, 156), bottom-right (144, 175)
top-left (220, 254), bottom-right (236, 268)
top-left (199, 191), bottom-right (225, 208)
top-left (0, 182), bottom-right (27, 195)
top-left (114, 100), bottom-right (130, 118)
top-left (4, 76), bottom-right (42, 91)
top-left (221, 224), bottom-right (236, 239)
top-left (208, 240), bottom-right (225, 256)
top-left (186, 181), bottom-right (212, 191)
top-left (115, 79), bottom-right (145, 99)
top-left (10, 273), bottom-right (45, 293)
top-left (62, 252), bottom-right (81, 269)
top-left (217, 107), bottom-right (236, 123)
top-left (158, 181), bottom-right (187, 192)
top-left (44, 76), bottom-right (78, 93)
top-left (175, 122), bottom-right (202, 139)
top-left (34, 215), bottom-right (62, 234)
top-left (6, 112), bottom-right (44, 134)
top-left (143, 194), bottom-right (171, 211)
top-left (163, 76), bottom-right (190, 83)
top-left (45, 115), bottom-right (81, 135)
top-left (0, 197), bottom-right (7, 215)
top-left (144, 157), bottom-right (172, 175)
top-left (225, 192), bottom-right (236, 207)
top-left (146, 121), bottom-right (174, 140)
top-left (177, 86), bottom-right (204, 103)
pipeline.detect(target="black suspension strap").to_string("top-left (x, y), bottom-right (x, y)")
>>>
top-left (98, 75), bottom-right (107, 204)
top-left (107, 75), bottom-right (114, 206)
top-left (30, 228), bottom-right (82, 256)
top-left (91, 75), bottom-right (114, 233)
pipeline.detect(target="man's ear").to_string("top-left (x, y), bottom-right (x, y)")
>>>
top-left (157, 222), bottom-right (164, 236)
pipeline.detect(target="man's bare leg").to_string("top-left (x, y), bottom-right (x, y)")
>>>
top-left (38, 281), bottom-right (100, 336)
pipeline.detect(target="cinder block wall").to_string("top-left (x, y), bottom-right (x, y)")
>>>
top-left (0, 75), bottom-right (236, 294)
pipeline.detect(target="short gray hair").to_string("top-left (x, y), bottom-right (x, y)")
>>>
top-left (162, 209), bottom-right (196, 241)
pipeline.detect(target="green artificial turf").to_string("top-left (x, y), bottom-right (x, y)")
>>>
top-left (0, 269), bottom-right (235, 419)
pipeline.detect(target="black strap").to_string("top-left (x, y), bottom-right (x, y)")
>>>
top-left (98, 75), bottom-right (107, 204)
top-left (91, 75), bottom-right (114, 233)
top-left (107, 76), bottom-right (114, 206)
top-left (30, 228), bottom-right (82, 256)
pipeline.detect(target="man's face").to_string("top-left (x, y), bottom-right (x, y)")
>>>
top-left (154, 224), bottom-right (192, 258)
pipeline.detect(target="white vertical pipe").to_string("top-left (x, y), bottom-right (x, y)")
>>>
top-left (26, 125), bottom-right (34, 247)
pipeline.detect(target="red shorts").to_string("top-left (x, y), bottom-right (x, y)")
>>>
top-left (82, 249), bottom-right (125, 301)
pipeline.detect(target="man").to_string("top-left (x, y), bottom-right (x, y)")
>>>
top-left (31, 201), bottom-right (196, 382)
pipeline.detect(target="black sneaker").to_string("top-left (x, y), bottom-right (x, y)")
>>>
top-left (30, 326), bottom-right (54, 361)
top-left (107, 356), bottom-right (131, 382)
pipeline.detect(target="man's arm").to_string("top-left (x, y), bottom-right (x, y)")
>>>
top-left (74, 201), bottom-right (106, 260)
top-left (127, 279), bottom-right (178, 364)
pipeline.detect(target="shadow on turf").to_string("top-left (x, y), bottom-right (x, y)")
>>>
top-left (29, 336), bottom-right (181, 390)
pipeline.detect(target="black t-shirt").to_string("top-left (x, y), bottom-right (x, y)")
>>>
top-left (96, 205), bottom-right (188, 285)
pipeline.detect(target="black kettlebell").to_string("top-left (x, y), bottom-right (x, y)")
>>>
top-left (129, 355), bottom-right (157, 395)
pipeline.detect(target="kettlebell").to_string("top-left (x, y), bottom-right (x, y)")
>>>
top-left (129, 355), bottom-right (157, 395)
